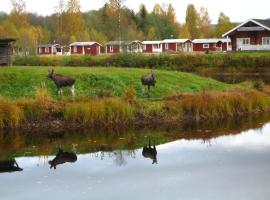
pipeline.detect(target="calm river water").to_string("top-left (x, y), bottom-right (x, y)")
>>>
top-left (1, 115), bottom-right (270, 200)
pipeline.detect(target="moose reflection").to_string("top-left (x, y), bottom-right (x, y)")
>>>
top-left (49, 148), bottom-right (77, 169)
top-left (142, 138), bottom-right (158, 164)
top-left (0, 158), bottom-right (23, 173)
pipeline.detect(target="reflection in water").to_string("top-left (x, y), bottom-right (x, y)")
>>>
top-left (48, 148), bottom-right (77, 169)
top-left (0, 158), bottom-right (23, 173)
top-left (142, 138), bottom-right (158, 164)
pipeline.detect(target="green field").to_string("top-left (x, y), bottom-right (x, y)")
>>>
top-left (0, 66), bottom-right (247, 99)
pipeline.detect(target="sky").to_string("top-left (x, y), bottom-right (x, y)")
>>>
top-left (0, 0), bottom-right (269, 24)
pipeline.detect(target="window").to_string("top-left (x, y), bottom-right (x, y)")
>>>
top-left (165, 43), bottom-right (169, 50)
top-left (262, 37), bottom-right (270, 45)
top-left (73, 46), bottom-right (77, 53)
top-left (45, 47), bottom-right (49, 53)
top-left (203, 43), bottom-right (209, 48)
top-left (153, 44), bottom-right (159, 49)
top-left (242, 38), bottom-right (250, 45)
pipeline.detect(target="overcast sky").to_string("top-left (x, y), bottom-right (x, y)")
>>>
top-left (0, 0), bottom-right (269, 23)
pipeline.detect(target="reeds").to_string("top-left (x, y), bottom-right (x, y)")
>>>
top-left (165, 90), bottom-right (270, 121)
top-left (64, 98), bottom-right (134, 127)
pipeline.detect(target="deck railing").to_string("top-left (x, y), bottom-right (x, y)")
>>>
top-left (238, 45), bottom-right (270, 51)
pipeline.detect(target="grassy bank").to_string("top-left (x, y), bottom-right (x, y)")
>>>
top-left (1, 86), bottom-right (270, 130)
top-left (0, 67), bottom-right (244, 99)
top-left (13, 52), bottom-right (270, 73)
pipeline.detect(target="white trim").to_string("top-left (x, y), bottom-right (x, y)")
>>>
top-left (262, 37), bottom-right (270, 45)
top-left (109, 45), bottom-right (113, 52)
top-left (45, 47), bottom-right (49, 53)
top-left (38, 48), bottom-right (42, 54)
top-left (203, 43), bottom-right (210, 49)
top-left (222, 19), bottom-right (270, 37)
top-left (165, 43), bottom-right (169, 50)
top-left (73, 46), bottom-right (77, 53)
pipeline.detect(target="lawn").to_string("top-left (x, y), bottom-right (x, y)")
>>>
top-left (0, 66), bottom-right (246, 99)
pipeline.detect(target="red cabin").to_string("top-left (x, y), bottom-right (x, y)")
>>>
top-left (223, 19), bottom-right (270, 51)
top-left (192, 39), bottom-right (231, 52)
top-left (37, 44), bottom-right (63, 55)
top-left (162, 39), bottom-right (193, 52)
top-left (142, 41), bottom-right (162, 53)
top-left (106, 41), bottom-right (143, 54)
top-left (70, 42), bottom-right (102, 56)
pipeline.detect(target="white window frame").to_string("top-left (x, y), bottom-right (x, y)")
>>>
top-left (241, 38), bottom-right (250, 45)
top-left (203, 43), bottom-right (210, 49)
top-left (45, 47), bottom-right (49, 53)
top-left (165, 43), bottom-right (169, 50)
top-left (39, 48), bottom-right (42, 54)
top-left (153, 44), bottom-right (159, 49)
top-left (262, 37), bottom-right (270, 45)
top-left (73, 46), bottom-right (77, 53)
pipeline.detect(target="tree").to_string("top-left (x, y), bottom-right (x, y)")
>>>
top-left (179, 24), bottom-right (191, 38)
top-left (54, 0), bottom-right (66, 44)
top-left (198, 7), bottom-right (213, 38)
top-left (166, 3), bottom-right (176, 23)
top-left (215, 12), bottom-right (235, 37)
top-left (185, 4), bottom-right (199, 39)
top-left (146, 27), bottom-right (157, 40)
top-left (9, 0), bottom-right (29, 28)
top-left (138, 4), bottom-right (148, 34)
top-left (64, 0), bottom-right (85, 42)
top-left (152, 3), bottom-right (165, 15)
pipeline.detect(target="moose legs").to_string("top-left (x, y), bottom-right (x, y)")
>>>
top-left (70, 85), bottom-right (75, 96)
top-left (57, 85), bottom-right (75, 96)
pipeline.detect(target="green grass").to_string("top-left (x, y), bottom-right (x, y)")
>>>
top-left (0, 66), bottom-right (247, 99)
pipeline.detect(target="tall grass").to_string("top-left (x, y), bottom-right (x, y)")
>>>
top-left (0, 98), bottom-right (24, 128)
top-left (165, 90), bottom-right (270, 121)
top-left (64, 98), bottom-right (134, 127)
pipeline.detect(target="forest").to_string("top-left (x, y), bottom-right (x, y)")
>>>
top-left (0, 0), bottom-right (236, 54)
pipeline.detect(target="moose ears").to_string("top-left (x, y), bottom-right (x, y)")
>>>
top-left (48, 69), bottom-right (54, 73)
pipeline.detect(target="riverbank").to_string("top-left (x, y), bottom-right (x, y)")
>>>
top-left (1, 88), bottom-right (270, 132)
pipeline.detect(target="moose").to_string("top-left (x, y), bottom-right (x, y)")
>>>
top-left (0, 158), bottom-right (23, 173)
top-left (47, 69), bottom-right (76, 96)
top-left (141, 71), bottom-right (156, 97)
top-left (142, 138), bottom-right (158, 164)
top-left (49, 148), bottom-right (77, 169)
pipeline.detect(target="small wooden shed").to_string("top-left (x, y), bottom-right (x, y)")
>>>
top-left (0, 38), bottom-right (16, 66)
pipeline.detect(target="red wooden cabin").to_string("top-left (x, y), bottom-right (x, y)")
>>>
top-left (192, 39), bottom-right (231, 52)
top-left (162, 39), bottom-right (193, 52)
top-left (70, 42), bottom-right (102, 56)
top-left (223, 19), bottom-right (270, 51)
top-left (37, 44), bottom-right (62, 55)
top-left (142, 41), bottom-right (162, 53)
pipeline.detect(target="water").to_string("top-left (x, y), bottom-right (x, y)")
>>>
top-left (1, 116), bottom-right (270, 200)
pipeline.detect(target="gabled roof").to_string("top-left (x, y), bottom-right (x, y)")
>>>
top-left (222, 19), bottom-right (270, 37)
top-left (162, 39), bottom-right (191, 43)
top-left (70, 42), bottom-right (102, 46)
top-left (0, 38), bottom-right (16, 44)
top-left (192, 38), bottom-right (231, 44)
top-left (106, 40), bottom-right (142, 46)
top-left (142, 41), bottom-right (162, 45)
top-left (37, 44), bottom-right (61, 48)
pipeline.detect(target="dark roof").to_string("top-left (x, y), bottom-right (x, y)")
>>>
top-left (253, 19), bottom-right (270, 29)
top-left (0, 38), bottom-right (16, 44)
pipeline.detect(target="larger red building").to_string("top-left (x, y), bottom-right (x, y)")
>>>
top-left (70, 42), bottom-right (102, 56)
top-left (223, 19), bottom-right (270, 51)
